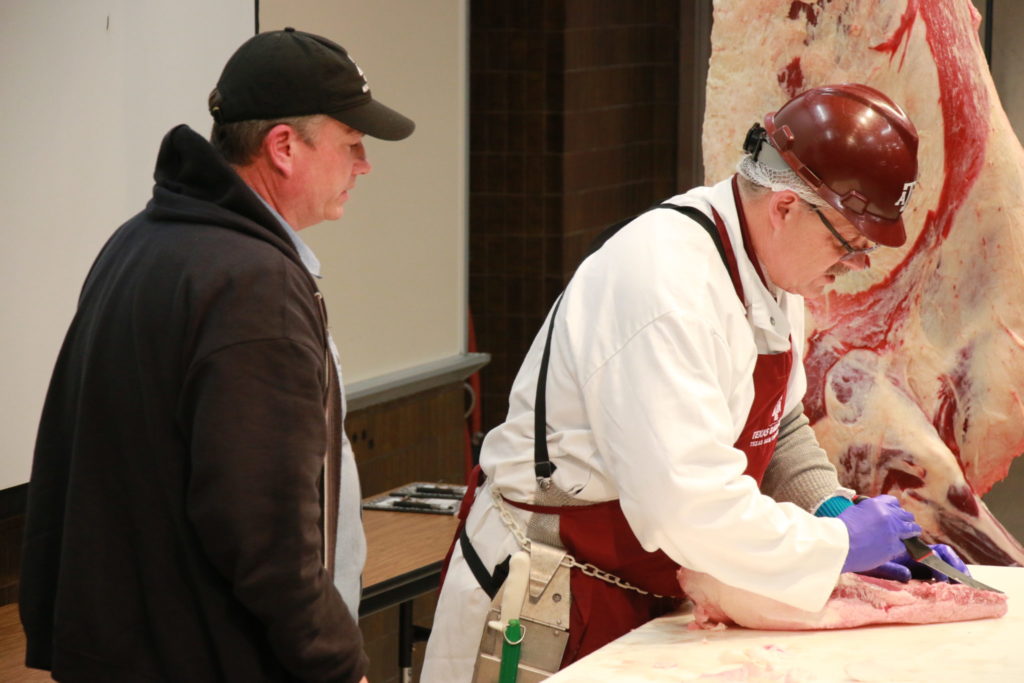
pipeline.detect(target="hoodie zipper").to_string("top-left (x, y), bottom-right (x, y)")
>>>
top-left (314, 291), bottom-right (331, 386)
top-left (313, 290), bottom-right (335, 572)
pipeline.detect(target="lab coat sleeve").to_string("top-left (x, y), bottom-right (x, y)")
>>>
top-left (761, 403), bottom-right (855, 512)
top-left (580, 310), bottom-right (848, 612)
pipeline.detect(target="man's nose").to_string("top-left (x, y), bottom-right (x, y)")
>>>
top-left (353, 143), bottom-right (371, 175)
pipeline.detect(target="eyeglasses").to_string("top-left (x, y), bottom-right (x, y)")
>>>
top-left (811, 207), bottom-right (879, 260)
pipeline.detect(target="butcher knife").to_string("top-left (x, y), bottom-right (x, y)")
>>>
top-left (902, 536), bottom-right (1003, 593)
top-left (850, 496), bottom-right (1002, 593)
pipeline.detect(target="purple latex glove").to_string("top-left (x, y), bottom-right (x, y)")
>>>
top-left (837, 494), bottom-right (922, 574)
top-left (860, 543), bottom-right (970, 582)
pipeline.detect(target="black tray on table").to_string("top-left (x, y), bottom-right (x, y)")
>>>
top-left (362, 482), bottom-right (467, 515)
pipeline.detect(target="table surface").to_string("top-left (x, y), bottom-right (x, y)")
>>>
top-left (546, 565), bottom-right (1022, 682)
top-left (358, 506), bottom-right (460, 617)
top-left (0, 604), bottom-right (50, 682)
top-left (362, 507), bottom-right (459, 590)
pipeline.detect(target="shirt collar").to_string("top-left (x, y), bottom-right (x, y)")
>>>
top-left (254, 194), bottom-right (322, 278)
top-left (707, 177), bottom-right (793, 343)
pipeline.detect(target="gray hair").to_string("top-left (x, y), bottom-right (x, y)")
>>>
top-left (210, 113), bottom-right (324, 165)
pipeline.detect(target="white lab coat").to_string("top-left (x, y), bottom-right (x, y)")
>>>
top-left (422, 178), bottom-right (849, 682)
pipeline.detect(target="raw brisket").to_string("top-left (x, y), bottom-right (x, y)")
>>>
top-left (679, 567), bottom-right (1008, 631)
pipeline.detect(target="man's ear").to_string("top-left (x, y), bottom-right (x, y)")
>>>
top-left (261, 124), bottom-right (300, 177)
top-left (767, 190), bottom-right (803, 233)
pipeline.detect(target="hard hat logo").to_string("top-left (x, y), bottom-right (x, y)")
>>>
top-left (895, 181), bottom-right (917, 213)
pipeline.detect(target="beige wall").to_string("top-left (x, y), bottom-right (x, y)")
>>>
top-left (259, 0), bottom-right (468, 385)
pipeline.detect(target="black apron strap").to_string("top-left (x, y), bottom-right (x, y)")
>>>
top-left (460, 526), bottom-right (511, 599)
top-left (533, 203), bottom-right (730, 481)
top-left (533, 292), bottom-right (565, 483)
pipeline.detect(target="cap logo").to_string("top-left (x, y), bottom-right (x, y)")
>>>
top-left (895, 181), bottom-right (916, 212)
top-left (353, 60), bottom-right (370, 93)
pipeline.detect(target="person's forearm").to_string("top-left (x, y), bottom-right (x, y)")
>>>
top-left (761, 403), bottom-right (854, 512)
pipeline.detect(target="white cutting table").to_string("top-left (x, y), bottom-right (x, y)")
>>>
top-left (545, 565), bottom-right (1021, 682)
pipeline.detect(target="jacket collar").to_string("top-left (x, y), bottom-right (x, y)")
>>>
top-left (146, 125), bottom-right (303, 269)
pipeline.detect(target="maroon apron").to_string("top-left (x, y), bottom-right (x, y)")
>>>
top-left (445, 192), bottom-right (794, 668)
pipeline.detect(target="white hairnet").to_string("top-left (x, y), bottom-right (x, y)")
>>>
top-left (736, 153), bottom-right (827, 207)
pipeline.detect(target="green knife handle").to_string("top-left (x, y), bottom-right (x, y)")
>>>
top-left (498, 619), bottom-right (523, 683)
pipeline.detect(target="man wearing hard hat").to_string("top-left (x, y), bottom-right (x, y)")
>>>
top-left (423, 84), bottom-right (968, 682)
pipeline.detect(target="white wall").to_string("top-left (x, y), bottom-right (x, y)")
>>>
top-left (0, 0), bottom-right (467, 491)
top-left (0, 0), bottom-right (253, 490)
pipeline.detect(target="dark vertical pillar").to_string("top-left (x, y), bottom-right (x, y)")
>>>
top-left (469, 1), bottom-right (681, 430)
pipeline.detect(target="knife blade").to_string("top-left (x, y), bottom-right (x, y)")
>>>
top-left (903, 536), bottom-right (1003, 593)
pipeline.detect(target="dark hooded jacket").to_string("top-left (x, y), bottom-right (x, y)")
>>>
top-left (19, 125), bottom-right (366, 682)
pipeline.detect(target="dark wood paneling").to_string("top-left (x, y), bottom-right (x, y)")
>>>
top-left (346, 383), bottom-right (465, 497)
top-left (469, 0), bottom-right (681, 431)
top-left (677, 0), bottom-right (713, 190)
top-left (0, 485), bottom-right (26, 607)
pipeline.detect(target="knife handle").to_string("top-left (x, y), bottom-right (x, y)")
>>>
top-left (902, 536), bottom-right (933, 561)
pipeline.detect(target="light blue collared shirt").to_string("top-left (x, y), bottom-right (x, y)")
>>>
top-left (256, 197), bottom-right (323, 277)
top-left (254, 194), bottom-right (366, 613)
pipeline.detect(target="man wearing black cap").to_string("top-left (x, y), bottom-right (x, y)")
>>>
top-left (20, 28), bottom-right (412, 683)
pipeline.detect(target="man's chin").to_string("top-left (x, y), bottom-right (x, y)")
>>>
top-left (794, 280), bottom-right (828, 300)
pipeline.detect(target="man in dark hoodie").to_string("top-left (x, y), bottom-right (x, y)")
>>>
top-left (19, 28), bottom-right (413, 683)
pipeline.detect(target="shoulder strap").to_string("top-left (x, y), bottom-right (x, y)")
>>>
top-left (654, 203), bottom-right (728, 271)
top-left (533, 204), bottom-right (730, 486)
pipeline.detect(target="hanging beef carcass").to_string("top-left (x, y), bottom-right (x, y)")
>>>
top-left (702, 0), bottom-right (1024, 565)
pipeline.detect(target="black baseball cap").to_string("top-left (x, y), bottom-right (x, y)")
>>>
top-left (209, 27), bottom-right (414, 141)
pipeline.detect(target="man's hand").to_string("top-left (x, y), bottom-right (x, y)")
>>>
top-left (837, 495), bottom-right (922, 574)
top-left (859, 543), bottom-right (970, 582)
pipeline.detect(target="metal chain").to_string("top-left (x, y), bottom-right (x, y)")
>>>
top-left (490, 487), bottom-right (668, 599)
top-left (490, 486), bottom-right (533, 549)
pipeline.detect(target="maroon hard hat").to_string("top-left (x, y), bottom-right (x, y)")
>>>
top-left (762, 84), bottom-right (919, 247)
